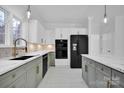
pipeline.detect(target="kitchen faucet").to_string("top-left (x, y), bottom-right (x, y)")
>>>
top-left (13, 38), bottom-right (28, 57)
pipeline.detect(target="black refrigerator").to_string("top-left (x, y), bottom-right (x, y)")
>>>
top-left (70, 35), bottom-right (88, 68)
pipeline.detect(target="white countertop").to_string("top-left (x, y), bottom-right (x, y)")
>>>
top-left (0, 50), bottom-right (54, 76)
top-left (81, 54), bottom-right (124, 73)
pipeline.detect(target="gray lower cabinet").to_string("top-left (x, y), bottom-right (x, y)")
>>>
top-left (26, 64), bottom-right (37, 88)
top-left (0, 65), bottom-right (26, 88)
top-left (36, 62), bottom-right (42, 85)
top-left (48, 52), bottom-right (55, 67)
top-left (111, 69), bottom-right (124, 88)
top-left (9, 73), bottom-right (26, 88)
top-left (87, 59), bottom-right (96, 88)
top-left (25, 57), bottom-right (43, 88)
top-left (95, 69), bottom-right (111, 88)
top-left (0, 56), bottom-right (43, 88)
top-left (82, 57), bottom-right (88, 85)
top-left (82, 56), bottom-right (111, 88)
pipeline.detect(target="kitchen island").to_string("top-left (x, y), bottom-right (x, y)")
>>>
top-left (81, 54), bottom-right (124, 88)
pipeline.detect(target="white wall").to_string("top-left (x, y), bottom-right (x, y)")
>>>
top-left (114, 16), bottom-right (124, 57)
top-left (100, 17), bottom-right (115, 55)
top-left (88, 17), bottom-right (101, 55)
top-left (88, 16), bottom-right (115, 56)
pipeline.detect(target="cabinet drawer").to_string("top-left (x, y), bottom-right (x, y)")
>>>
top-left (95, 62), bottom-right (103, 70)
top-left (9, 73), bottom-right (26, 88)
top-left (88, 59), bottom-right (95, 67)
top-left (112, 70), bottom-right (124, 87)
top-left (0, 66), bottom-right (25, 88)
top-left (102, 65), bottom-right (111, 76)
top-left (24, 57), bottom-right (41, 70)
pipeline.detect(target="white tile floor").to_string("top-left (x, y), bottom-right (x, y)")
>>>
top-left (38, 66), bottom-right (88, 88)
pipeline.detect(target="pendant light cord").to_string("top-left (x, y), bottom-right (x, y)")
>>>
top-left (104, 5), bottom-right (107, 17)
top-left (27, 5), bottom-right (30, 11)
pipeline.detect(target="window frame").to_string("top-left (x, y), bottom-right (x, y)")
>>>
top-left (12, 16), bottom-right (22, 45)
top-left (0, 7), bottom-right (9, 45)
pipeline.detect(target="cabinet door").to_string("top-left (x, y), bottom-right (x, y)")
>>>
top-left (36, 63), bottom-right (42, 86)
top-left (112, 69), bottom-right (124, 88)
top-left (0, 65), bottom-right (25, 88)
top-left (48, 52), bottom-right (55, 66)
top-left (26, 65), bottom-right (37, 88)
top-left (95, 69), bottom-right (111, 88)
top-left (9, 73), bottom-right (26, 88)
top-left (95, 69), bottom-right (106, 88)
top-left (87, 60), bottom-right (96, 88)
top-left (82, 58), bottom-right (88, 85)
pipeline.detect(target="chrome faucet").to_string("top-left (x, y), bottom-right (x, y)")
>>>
top-left (13, 38), bottom-right (28, 57)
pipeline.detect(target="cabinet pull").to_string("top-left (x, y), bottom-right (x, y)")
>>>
top-left (85, 65), bottom-right (88, 72)
top-left (12, 85), bottom-right (16, 88)
top-left (36, 66), bottom-right (39, 74)
top-left (101, 68), bottom-right (103, 71)
top-left (107, 80), bottom-right (111, 88)
top-left (12, 74), bottom-right (16, 78)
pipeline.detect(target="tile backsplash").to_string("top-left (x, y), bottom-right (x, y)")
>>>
top-left (0, 48), bottom-right (13, 58)
top-left (0, 43), bottom-right (55, 58)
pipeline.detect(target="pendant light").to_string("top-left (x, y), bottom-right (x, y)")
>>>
top-left (27, 5), bottom-right (31, 19)
top-left (104, 5), bottom-right (107, 23)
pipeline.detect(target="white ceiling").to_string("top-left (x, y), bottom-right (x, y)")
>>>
top-left (3, 5), bottom-right (124, 28)
top-left (30, 5), bottom-right (124, 23)
top-left (30, 5), bottom-right (124, 28)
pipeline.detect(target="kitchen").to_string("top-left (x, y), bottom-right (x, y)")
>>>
top-left (0, 4), bottom-right (124, 89)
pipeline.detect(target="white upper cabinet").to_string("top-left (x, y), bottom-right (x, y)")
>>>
top-left (55, 28), bottom-right (68, 39)
top-left (29, 20), bottom-right (45, 43)
top-left (55, 28), bottom-right (87, 39)
top-left (44, 29), bottom-right (55, 44)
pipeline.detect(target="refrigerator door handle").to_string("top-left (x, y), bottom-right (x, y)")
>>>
top-left (77, 42), bottom-right (79, 54)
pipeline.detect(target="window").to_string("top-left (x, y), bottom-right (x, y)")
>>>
top-left (12, 17), bottom-right (21, 45)
top-left (0, 7), bottom-right (8, 44)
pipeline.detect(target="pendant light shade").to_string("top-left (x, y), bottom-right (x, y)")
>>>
top-left (104, 5), bottom-right (107, 23)
top-left (27, 5), bottom-right (31, 19)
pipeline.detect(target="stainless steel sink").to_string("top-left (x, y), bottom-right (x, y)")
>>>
top-left (10, 56), bottom-right (34, 60)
